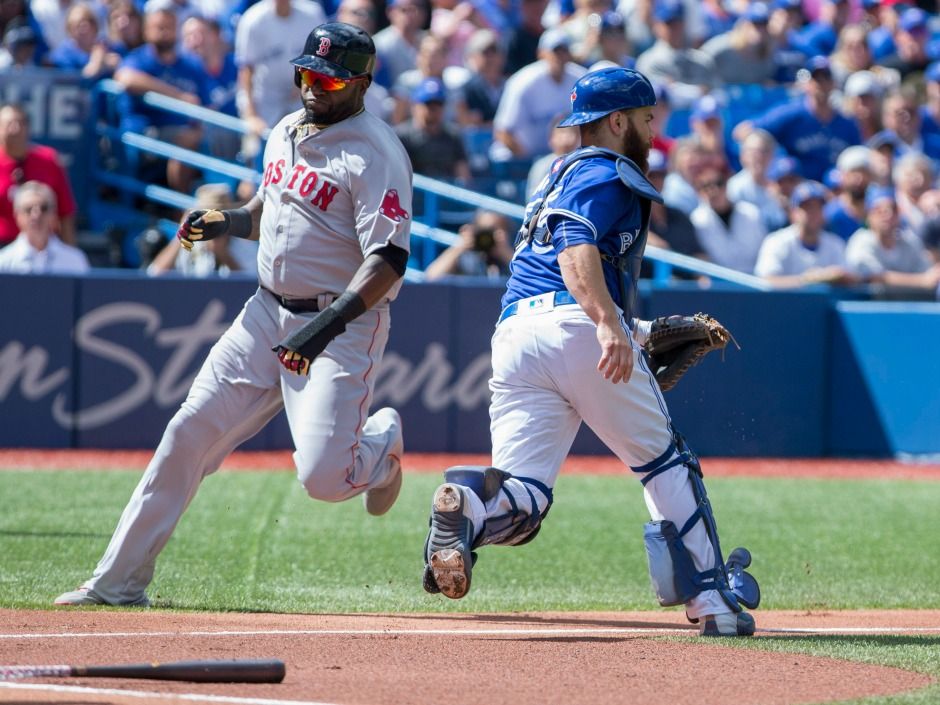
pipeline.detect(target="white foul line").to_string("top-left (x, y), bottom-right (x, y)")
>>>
top-left (2, 625), bottom-right (940, 640)
top-left (0, 681), bottom-right (338, 705)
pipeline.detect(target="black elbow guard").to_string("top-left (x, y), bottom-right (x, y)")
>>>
top-left (374, 243), bottom-right (408, 276)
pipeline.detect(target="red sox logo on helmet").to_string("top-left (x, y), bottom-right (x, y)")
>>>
top-left (379, 189), bottom-right (409, 222)
top-left (317, 38), bottom-right (331, 56)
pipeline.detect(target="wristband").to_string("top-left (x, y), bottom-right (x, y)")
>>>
top-left (225, 207), bottom-right (253, 239)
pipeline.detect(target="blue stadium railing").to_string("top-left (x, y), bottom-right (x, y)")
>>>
top-left (88, 80), bottom-right (772, 290)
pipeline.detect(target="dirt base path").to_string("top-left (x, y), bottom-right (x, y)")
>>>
top-left (0, 609), bottom-right (936, 705)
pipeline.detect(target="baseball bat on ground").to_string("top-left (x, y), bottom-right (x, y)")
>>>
top-left (0, 659), bottom-right (286, 683)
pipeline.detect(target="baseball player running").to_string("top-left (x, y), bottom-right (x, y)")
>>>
top-left (422, 67), bottom-right (759, 636)
top-left (56, 23), bottom-right (412, 607)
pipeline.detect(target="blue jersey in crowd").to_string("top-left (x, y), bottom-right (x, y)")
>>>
top-left (502, 147), bottom-right (662, 319)
top-left (120, 45), bottom-right (209, 127)
top-left (823, 198), bottom-right (862, 241)
top-left (752, 97), bottom-right (861, 182)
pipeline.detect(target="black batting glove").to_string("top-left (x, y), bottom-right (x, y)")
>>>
top-left (273, 308), bottom-right (346, 376)
top-left (176, 209), bottom-right (231, 251)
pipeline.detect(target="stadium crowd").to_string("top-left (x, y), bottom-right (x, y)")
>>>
top-left (1, 0), bottom-right (940, 294)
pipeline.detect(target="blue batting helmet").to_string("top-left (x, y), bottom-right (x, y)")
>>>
top-left (557, 67), bottom-right (656, 127)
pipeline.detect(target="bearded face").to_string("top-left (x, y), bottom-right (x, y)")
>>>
top-left (620, 114), bottom-right (650, 173)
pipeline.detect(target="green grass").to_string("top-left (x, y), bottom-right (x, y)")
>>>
top-left (2, 469), bottom-right (940, 702)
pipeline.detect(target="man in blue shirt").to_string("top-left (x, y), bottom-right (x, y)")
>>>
top-left (115, 7), bottom-right (210, 193)
top-left (421, 67), bottom-right (759, 637)
top-left (736, 56), bottom-right (861, 182)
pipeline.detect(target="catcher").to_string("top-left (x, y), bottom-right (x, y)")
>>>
top-left (420, 67), bottom-right (760, 637)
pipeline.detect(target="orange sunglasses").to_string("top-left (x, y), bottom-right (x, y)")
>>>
top-left (297, 68), bottom-right (366, 91)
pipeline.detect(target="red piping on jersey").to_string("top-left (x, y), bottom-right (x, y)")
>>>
top-left (344, 309), bottom-right (384, 490)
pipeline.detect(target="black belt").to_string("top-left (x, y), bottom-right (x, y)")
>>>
top-left (260, 285), bottom-right (326, 313)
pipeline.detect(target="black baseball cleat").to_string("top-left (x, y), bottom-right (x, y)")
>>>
top-left (422, 483), bottom-right (476, 599)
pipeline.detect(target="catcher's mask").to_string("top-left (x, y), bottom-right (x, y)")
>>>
top-left (292, 22), bottom-right (375, 88)
top-left (558, 66), bottom-right (657, 127)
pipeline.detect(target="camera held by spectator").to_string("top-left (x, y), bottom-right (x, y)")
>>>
top-left (425, 209), bottom-right (515, 280)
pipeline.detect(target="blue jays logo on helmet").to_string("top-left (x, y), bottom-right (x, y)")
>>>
top-left (557, 67), bottom-right (657, 127)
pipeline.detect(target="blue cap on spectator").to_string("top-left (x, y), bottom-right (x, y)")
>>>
top-left (653, 0), bottom-right (684, 23)
top-left (768, 156), bottom-right (801, 181)
top-left (744, 2), bottom-right (771, 23)
top-left (600, 10), bottom-right (625, 31)
top-left (865, 185), bottom-right (896, 210)
top-left (805, 55), bottom-right (832, 76)
top-left (773, 0), bottom-right (802, 10)
top-left (899, 7), bottom-right (928, 33)
top-left (824, 168), bottom-right (842, 190)
top-left (867, 129), bottom-right (903, 151)
top-left (3, 20), bottom-right (37, 48)
top-left (926, 62), bottom-right (940, 83)
top-left (652, 81), bottom-right (669, 104)
top-left (538, 27), bottom-right (571, 52)
top-left (927, 39), bottom-right (940, 62)
top-left (861, 0), bottom-right (880, 7)
top-left (411, 77), bottom-right (446, 104)
top-left (691, 95), bottom-right (721, 123)
top-left (791, 180), bottom-right (828, 208)
top-left (647, 149), bottom-right (667, 174)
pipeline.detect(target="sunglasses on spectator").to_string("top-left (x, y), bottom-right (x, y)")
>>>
top-left (20, 203), bottom-right (51, 214)
top-left (699, 179), bottom-right (726, 190)
top-left (297, 68), bottom-right (366, 91)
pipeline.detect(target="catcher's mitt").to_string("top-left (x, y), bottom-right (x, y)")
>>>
top-left (644, 313), bottom-right (738, 392)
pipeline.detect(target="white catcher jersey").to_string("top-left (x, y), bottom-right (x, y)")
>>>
top-left (256, 108), bottom-right (413, 301)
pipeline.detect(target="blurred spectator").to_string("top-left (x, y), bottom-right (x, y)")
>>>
top-left (148, 182), bottom-right (256, 276)
top-left (429, 0), bottom-right (490, 69)
top-left (736, 56), bottom-right (861, 182)
top-left (766, 155), bottom-right (803, 212)
top-left (644, 148), bottom-right (705, 271)
top-left (30, 0), bottom-right (88, 52)
top-left (893, 152), bottom-right (935, 232)
top-left (698, 0), bottom-right (735, 43)
top-left (0, 103), bottom-right (76, 246)
top-left (839, 70), bottom-right (884, 143)
top-left (881, 87), bottom-right (939, 160)
top-left (558, 0), bottom-right (613, 66)
top-left (373, 0), bottom-right (427, 88)
top-left (650, 82), bottom-right (673, 156)
top-left (688, 94), bottom-right (737, 171)
top-left (755, 180), bottom-right (855, 288)
top-left (921, 63), bottom-right (940, 149)
top-left (115, 7), bottom-right (209, 194)
top-left (395, 78), bottom-right (471, 181)
top-left (143, 0), bottom-right (200, 32)
top-left (424, 208), bottom-right (513, 279)
top-left (456, 29), bottom-right (505, 127)
top-left (766, 0), bottom-right (808, 83)
top-left (634, 0), bottom-right (718, 110)
top-left (662, 137), bottom-right (718, 215)
top-left (823, 145), bottom-right (871, 240)
top-left (879, 7), bottom-right (932, 79)
top-left (49, 4), bottom-right (122, 78)
top-left (335, 0), bottom-right (393, 120)
top-left (181, 15), bottom-right (238, 159)
top-left (234, 0), bottom-right (325, 146)
top-left (337, 0), bottom-right (379, 33)
top-left (690, 163), bottom-right (767, 273)
top-left (846, 186), bottom-right (940, 297)
top-left (701, 2), bottom-right (777, 85)
top-left (728, 128), bottom-right (788, 232)
top-left (866, 129), bottom-right (903, 186)
top-left (525, 118), bottom-right (579, 198)
top-left (575, 11), bottom-right (630, 70)
top-left (916, 188), bottom-right (940, 262)
top-left (491, 28), bottom-right (586, 161)
top-left (0, 181), bottom-right (89, 273)
top-left (504, 0), bottom-right (548, 75)
top-left (830, 24), bottom-right (872, 88)
top-left (106, 0), bottom-right (144, 57)
top-left (0, 17), bottom-right (40, 70)
top-left (617, 0), bottom-right (654, 57)
top-left (391, 34), bottom-right (462, 124)
top-left (790, 0), bottom-right (850, 59)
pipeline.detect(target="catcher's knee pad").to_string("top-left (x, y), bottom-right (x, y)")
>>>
top-left (641, 432), bottom-right (760, 611)
top-left (443, 465), bottom-right (553, 548)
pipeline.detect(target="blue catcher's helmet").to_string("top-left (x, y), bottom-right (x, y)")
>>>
top-left (557, 67), bottom-right (657, 127)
